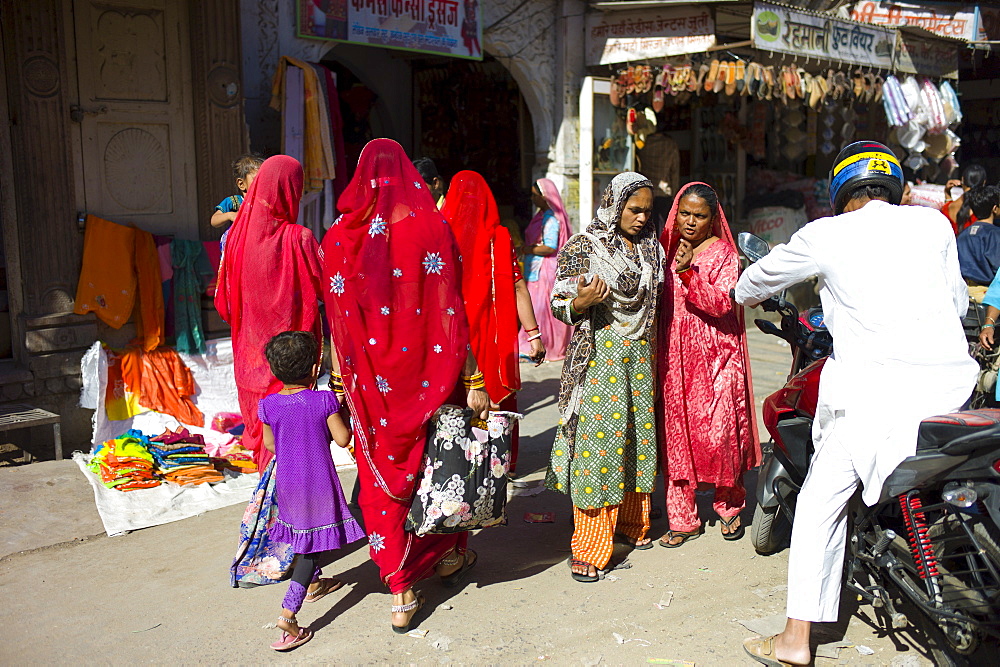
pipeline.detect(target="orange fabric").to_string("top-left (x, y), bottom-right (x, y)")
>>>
top-left (74, 215), bottom-right (137, 328)
top-left (570, 492), bottom-right (650, 569)
top-left (118, 346), bottom-right (204, 427)
top-left (133, 228), bottom-right (165, 351)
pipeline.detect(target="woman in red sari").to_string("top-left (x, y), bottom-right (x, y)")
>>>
top-left (441, 170), bottom-right (544, 474)
top-left (321, 139), bottom-right (488, 633)
top-left (214, 155), bottom-right (323, 471)
top-left (657, 182), bottom-right (760, 547)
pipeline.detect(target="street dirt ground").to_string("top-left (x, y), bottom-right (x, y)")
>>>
top-left (0, 330), bottom-right (971, 664)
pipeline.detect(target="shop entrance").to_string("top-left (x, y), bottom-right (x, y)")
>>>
top-left (411, 55), bottom-right (534, 218)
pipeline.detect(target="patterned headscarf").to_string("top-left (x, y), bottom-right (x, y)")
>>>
top-left (553, 172), bottom-right (664, 341)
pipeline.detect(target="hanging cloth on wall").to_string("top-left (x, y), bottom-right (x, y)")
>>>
top-left (74, 215), bottom-right (137, 328)
top-left (133, 229), bottom-right (165, 352)
top-left (270, 56), bottom-right (336, 193)
top-left (171, 240), bottom-right (212, 354)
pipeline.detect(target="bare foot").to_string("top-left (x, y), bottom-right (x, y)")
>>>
top-left (277, 613), bottom-right (301, 637)
top-left (570, 559), bottom-right (598, 578)
top-left (774, 631), bottom-right (811, 665)
top-left (435, 551), bottom-right (463, 578)
top-left (391, 589), bottom-right (422, 630)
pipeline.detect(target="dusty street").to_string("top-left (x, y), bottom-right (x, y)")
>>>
top-left (0, 329), bottom-right (950, 664)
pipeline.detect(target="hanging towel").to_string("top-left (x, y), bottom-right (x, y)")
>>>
top-left (270, 56), bottom-right (336, 193)
top-left (172, 240), bottom-right (212, 354)
top-left (133, 229), bottom-right (165, 351)
top-left (74, 215), bottom-right (137, 328)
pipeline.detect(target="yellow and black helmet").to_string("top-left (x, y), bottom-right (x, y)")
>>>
top-left (828, 141), bottom-right (904, 214)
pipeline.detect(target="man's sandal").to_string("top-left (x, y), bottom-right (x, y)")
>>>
top-left (440, 549), bottom-right (478, 588)
top-left (271, 616), bottom-right (313, 651)
top-left (658, 528), bottom-right (702, 548)
top-left (305, 577), bottom-right (344, 603)
top-left (390, 592), bottom-right (425, 634)
top-left (720, 515), bottom-right (745, 541)
top-left (743, 634), bottom-right (802, 666)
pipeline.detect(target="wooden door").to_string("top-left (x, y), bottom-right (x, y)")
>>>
top-left (72, 0), bottom-right (197, 238)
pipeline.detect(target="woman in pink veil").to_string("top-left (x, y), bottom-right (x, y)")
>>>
top-left (657, 182), bottom-right (760, 548)
top-left (518, 179), bottom-right (573, 361)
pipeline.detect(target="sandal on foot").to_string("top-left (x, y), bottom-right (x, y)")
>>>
top-left (305, 577), bottom-right (345, 603)
top-left (616, 534), bottom-right (654, 550)
top-left (390, 593), bottom-right (425, 634)
top-left (440, 549), bottom-right (478, 588)
top-left (720, 515), bottom-right (745, 541)
top-left (569, 558), bottom-right (600, 582)
top-left (272, 618), bottom-right (313, 651)
top-left (659, 528), bottom-right (702, 548)
top-left (743, 635), bottom-right (799, 667)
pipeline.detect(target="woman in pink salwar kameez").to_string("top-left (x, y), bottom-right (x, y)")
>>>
top-left (657, 182), bottom-right (760, 547)
top-left (518, 179), bottom-right (573, 361)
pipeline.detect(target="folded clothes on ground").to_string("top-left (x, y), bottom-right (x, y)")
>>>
top-left (87, 429), bottom-right (162, 491)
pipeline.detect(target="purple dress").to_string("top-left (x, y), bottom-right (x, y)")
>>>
top-left (258, 390), bottom-right (365, 554)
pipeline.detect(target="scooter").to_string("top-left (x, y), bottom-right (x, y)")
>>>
top-left (739, 232), bottom-right (1000, 664)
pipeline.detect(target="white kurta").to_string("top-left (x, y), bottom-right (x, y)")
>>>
top-left (735, 199), bottom-right (978, 622)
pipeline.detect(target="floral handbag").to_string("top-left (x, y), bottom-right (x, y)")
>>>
top-left (405, 405), bottom-right (521, 537)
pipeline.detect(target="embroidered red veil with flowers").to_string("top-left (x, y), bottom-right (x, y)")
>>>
top-left (320, 138), bottom-right (469, 593)
top-left (214, 155), bottom-right (323, 471)
top-left (441, 170), bottom-right (519, 403)
top-left (657, 181), bottom-right (760, 491)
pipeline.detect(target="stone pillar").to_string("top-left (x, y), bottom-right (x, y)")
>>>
top-left (549, 0), bottom-right (587, 230)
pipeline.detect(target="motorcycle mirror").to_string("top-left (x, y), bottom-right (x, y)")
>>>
top-left (737, 232), bottom-right (771, 263)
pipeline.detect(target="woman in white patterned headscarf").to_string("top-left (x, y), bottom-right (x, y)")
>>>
top-left (545, 172), bottom-right (665, 582)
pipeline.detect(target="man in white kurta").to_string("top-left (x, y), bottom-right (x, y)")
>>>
top-left (735, 196), bottom-right (978, 663)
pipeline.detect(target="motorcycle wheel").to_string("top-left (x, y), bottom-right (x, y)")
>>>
top-left (751, 503), bottom-right (791, 555)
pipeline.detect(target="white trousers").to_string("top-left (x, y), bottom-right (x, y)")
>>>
top-left (786, 403), bottom-right (860, 623)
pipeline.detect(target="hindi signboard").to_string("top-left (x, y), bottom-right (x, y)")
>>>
top-left (585, 7), bottom-right (716, 66)
top-left (297, 0), bottom-right (482, 60)
top-left (850, 2), bottom-right (979, 42)
top-left (752, 2), bottom-right (895, 69)
top-left (895, 30), bottom-right (958, 79)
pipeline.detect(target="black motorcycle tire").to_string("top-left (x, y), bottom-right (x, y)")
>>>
top-left (751, 503), bottom-right (791, 555)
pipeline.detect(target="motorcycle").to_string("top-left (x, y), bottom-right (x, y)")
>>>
top-left (739, 232), bottom-right (1000, 664)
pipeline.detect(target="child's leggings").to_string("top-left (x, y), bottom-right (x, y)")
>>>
top-left (282, 553), bottom-right (322, 614)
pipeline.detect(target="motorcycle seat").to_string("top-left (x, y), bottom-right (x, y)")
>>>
top-left (916, 409), bottom-right (1000, 452)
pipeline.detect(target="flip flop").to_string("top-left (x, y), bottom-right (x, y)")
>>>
top-left (725, 61), bottom-right (739, 96)
top-left (305, 577), bottom-right (345, 603)
top-left (440, 549), bottom-right (478, 588)
top-left (616, 534), bottom-right (654, 550)
top-left (271, 626), bottom-right (313, 651)
top-left (659, 528), bottom-right (703, 548)
top-left (743, 635), bottom-right (800, 667)
top-left (715, 61), bottom-right (729, 94)
top-left (569, 558), bottom-right (600, 582)
top-left (706, 59), bottom-right (719, 93)
top-left (720, 515), bottom-right (746, 541)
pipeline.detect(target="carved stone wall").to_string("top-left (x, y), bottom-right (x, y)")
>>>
top-left (482, 0), bottom-right (558, 169)
top-left (189, 0), bottom-right (250, 241)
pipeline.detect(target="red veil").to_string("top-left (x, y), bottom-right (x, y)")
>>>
top-left (441, 171), bottom-right (519, 403)
top-left (214, 155), bottom-right (323, 471)
top-left (320, 139), bottom-right (469, 592)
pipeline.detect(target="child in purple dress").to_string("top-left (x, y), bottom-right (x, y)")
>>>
top-left (260, 331), bottom-right (364, 651)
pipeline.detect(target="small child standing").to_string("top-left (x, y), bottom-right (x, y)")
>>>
top-left (211, 154), bottom-right (264, 253)
top-left (259, 331), bottom-right (364, 651)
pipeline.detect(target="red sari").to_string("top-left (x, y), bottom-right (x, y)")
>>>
top-left (658, 183), bottom-right (760, 531)
top-left (321, 139), bottom-right (469, 593)
top-left (214, 155), bottom-right (323, 471)
top-left (441, 170), bottom-right (519, 404)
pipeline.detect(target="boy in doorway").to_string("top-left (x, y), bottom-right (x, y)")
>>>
top-left (211, 154), bottom-right (264, 252)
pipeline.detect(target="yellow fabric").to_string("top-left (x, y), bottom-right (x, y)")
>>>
top-left (570, 491), bottom-right (650, 569)
top-left (74, 215), bottom-right (137, 328)
top-left (270, 56), bottom-right (336, 193)
top-left (968, 284), bottom-right (987, 303)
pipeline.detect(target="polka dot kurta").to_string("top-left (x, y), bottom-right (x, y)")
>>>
top-left (546, 322), bottom-right (658, 509)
